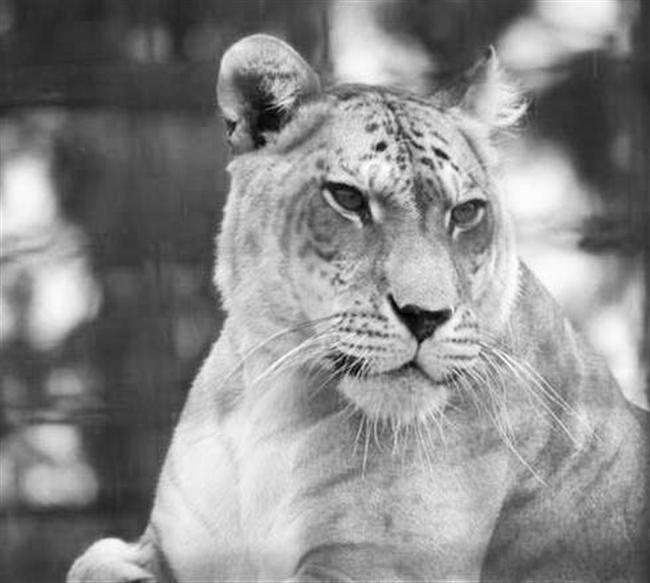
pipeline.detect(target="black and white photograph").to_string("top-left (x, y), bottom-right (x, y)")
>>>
top-left (0, 1), bottom-right (648, 582)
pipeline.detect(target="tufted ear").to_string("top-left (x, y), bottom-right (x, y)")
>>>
top-left (443, 47), bottom-right (526, 131)
top-left (217, 34), bottom-right (321, 154)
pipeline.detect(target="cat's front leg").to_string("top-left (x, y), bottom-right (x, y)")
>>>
top-left (66, 528), bottom-right (170, 583)
top-left (280, 542), bottom-right (483, 583)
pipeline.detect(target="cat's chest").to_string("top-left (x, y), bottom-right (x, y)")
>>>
top-left (230, 404), bottom-right (510, 580)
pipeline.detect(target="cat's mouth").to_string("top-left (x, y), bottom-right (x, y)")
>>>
top-left (329, 352), bottom-right (458, 385)
top-left (386, 360), bottom-right (459, 385)
top-left (333, 352), bottom-right (455, 423)
top-left (388, 361), bottom-right (424, 378)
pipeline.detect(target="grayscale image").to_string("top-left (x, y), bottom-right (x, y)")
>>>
top-left (0, 1), bottom-right (647, 582)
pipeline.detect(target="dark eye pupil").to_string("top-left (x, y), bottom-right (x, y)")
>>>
top-left (329, 184), bottom-right (365, 211)
top-left (452, 201), bottom-right (481, 224)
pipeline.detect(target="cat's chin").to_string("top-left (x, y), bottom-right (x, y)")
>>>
top-left (337, 363), bottom-right (452, 425)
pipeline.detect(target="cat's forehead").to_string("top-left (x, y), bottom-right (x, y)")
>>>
top-left (317, 88), bottom-right (487, 203)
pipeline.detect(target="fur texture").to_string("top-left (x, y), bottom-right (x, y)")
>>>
top-left (68, 35), bottom-right (648, 583)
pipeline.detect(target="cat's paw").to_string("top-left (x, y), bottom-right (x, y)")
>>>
top-left (67, 538), bottom-right (157, 583)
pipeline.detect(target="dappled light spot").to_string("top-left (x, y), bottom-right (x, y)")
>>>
top-left (0, 424), bottom-right (98, 508)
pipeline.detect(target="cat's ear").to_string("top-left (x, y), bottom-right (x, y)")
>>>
top-left (441, 47), bottom-right (527, 131)
top-left (217, 34), bottom-right (321, 154)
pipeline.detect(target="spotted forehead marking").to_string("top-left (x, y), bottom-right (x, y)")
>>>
top-left (329, 88), bottom-right (483, 212)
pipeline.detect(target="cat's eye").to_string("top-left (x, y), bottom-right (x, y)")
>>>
top-left (323, 182), bottom-right (368, 221)
top-left (450, 199), bottom-right (487, 230)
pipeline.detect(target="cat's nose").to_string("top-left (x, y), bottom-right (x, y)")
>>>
top-left (389, 295), bottom-right (453, 343)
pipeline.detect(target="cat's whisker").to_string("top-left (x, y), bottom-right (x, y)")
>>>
top-left (220, 315), bottom-right (341, 388)
top-left (250, 328), bottom-right (345, 387)
top-left (481, 345), bottom-right (582, 445)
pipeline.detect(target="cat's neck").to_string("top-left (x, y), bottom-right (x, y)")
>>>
top-left (506, 262), bottom-right (629, 430)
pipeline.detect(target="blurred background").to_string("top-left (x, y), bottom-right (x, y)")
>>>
top-left (0, 1), bottom-right (647, 581)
